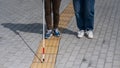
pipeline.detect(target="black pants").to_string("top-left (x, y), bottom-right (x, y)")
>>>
top-left (45, 0), bottom-right (61, 30)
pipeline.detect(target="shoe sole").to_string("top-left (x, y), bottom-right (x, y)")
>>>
top-left (77, 34), bottom-right (84, 38)
top-left (87, 37), bottom-right (93, 39)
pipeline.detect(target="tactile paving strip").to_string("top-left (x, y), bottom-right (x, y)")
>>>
top-left (30, 2), bottom-right (74, 68)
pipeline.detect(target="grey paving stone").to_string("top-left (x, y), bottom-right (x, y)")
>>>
top-left (80, 62), bottom-right (89, 68)
top-left (104, 63), bottom-right (112, 68)
top-left (65, 62), bottom-right (74, 68)
top-left (55, 63), bottom-right (65, 68)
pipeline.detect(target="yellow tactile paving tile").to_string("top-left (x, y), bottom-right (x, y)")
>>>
top-left (37, 47), bottom-right (58, 54)
top-left (33, 54), bottom-right (56, 63)
top-left (30, 2), bottom-right (74, 68)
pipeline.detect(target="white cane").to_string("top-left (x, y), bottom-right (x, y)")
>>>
top-left (42, 0), bottom-right (45, 62)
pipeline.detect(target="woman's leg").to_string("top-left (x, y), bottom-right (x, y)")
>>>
top-left (52, 0), bottom-right (61, 29)
top-left (45, 0), bottom-right (52, 30)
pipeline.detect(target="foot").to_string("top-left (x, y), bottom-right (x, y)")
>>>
top-left (45, 30), bottom-right (52, 39)
top-left (77, 30), bottom-right (84, 38)
top-left (53, 29), bottom-right (60, 37)
top-left (86, 30), bottom-right (93, 39)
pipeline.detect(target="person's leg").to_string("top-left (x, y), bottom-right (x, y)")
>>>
top-left (84, 0), bottom-right (95, 38)
top-left (52, 0), bottom-right (61, 37)
top-left (73, 0), bottom-right (85, 38)
top-left (45, 0), bottom-right (53, 39)
top-left (84, 0), bottom-right (95, 31)
top-left (73, 0), bottom-right (85, 30)
top-left (45, 0), bottom-right (52, 30)
top-left (52, 0), bottom-right (61, 29)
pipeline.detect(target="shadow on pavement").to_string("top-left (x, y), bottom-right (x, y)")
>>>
top-left (60, 27), bottom-right (77, 36)
top-left (1, 23), bottom-right (76, 36)
top-left (1, 23), bottom-right (43, 34)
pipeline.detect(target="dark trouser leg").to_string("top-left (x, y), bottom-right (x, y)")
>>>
top-left (73, 0), bottom-right (85, 30)
top-left (52, 0), bottom-right (61, 29)
top-left (45, 0), bottom-right (52, 30)
top-left (84, 0), bottom-right (95, 30)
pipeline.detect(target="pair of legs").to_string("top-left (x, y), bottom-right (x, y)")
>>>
top-left (45, 0), bottom-right (61, 39)
top-left (73, 0), bottom-right (95, 38)
top-left (45, 0), bottom-right (61, 30)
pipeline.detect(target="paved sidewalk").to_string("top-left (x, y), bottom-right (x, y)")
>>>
top-left (55, 0), bottom-right (120, 68)
top-left (0, 0), bottom-right (43, 68)
top-left (0, 0), bottom-right (120, 68)
top-left (0, 0), bottom-right (70, 68)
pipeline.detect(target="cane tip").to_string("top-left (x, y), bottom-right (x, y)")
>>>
top-left (41, 59), bottom-right (45, 63)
